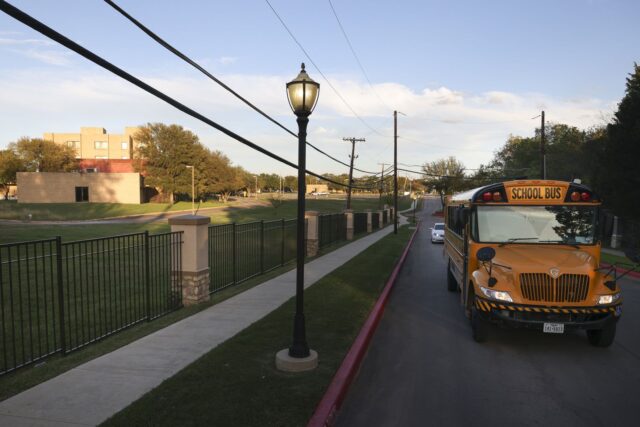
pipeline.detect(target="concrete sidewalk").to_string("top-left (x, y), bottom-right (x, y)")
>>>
top-left (0, 221), bottom-right (405, 426)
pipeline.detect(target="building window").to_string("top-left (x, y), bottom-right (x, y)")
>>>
top-left (66, 140), bottom-right (80, 148)
top-left (94, 141), bottom-right (108, 150)
top-left (95, 156), bottom-right (108, 159)
top-left (121, 141), bottom-right (129, 150)
top-left (121, 155), bottom-right (129, 159)
top-left (75, 187), bottom-right (89, 202)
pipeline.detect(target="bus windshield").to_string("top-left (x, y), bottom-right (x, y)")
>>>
top-left (475, 205), bottom-right (597, 245)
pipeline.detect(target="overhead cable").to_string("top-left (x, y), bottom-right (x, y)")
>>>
top-left (104, 0), bottom-right (380, 176)
top-left (264, 0), bottom-right (391, 138)
top-left (0, 1), bottom-right (377, 190)
top-left (327, 0), bottom-right (393, 112)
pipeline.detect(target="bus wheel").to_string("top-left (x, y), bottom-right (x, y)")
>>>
top-left (587, 319), bottom-right (616, 347)
top-left (447, 260), bottom-right (458, 292)
top-left (471, 306), bottom-right (489, 343)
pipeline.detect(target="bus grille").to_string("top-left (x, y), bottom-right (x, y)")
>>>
top-left (519, 273), bottom-right (589, 303)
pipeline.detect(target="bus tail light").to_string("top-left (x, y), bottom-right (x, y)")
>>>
top-left (581, 192), bottom-right (591, 201)
top-left (482, 192), bottom-right (492, 202)
top-left (570, 191), bottom-right (581, 202)
top-left (493, 192), bottom-right (502, 202)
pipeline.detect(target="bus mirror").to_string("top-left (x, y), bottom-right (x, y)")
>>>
top-left (476, 247), bottom-right (496, 262)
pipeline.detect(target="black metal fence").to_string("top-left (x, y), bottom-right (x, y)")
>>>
top-left (319, 213), bottom-right (346, 248)
top-left (354, 212), bottom-right (368, 235)
top-left (383, 210), bottom-right (388, 225)
top-left (372, 212), bottom-right (380, 229)
top-left (208, 219), bottom-right (298, 294)
top-left (0, 231), bottom-right (183, 376)
top-left (600, 211), bottom-right (640, 252)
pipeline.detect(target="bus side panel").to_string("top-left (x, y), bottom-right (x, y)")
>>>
top-left (445, 230), bottom-right (465, 295)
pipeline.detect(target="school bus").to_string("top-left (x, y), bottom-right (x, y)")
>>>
top-left (444, 179), bottom-right (622, 346)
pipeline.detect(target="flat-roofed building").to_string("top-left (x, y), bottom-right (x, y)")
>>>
top-left (44, 126), bottom-right (140, 172)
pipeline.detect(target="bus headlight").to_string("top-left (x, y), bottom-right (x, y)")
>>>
top-left (597, 294), bottom-right (621, 305)
top-left (480, 286), bottom-right (513, 303)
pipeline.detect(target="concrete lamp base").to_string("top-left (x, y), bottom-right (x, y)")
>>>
top-left (275, 349), bottom-right (318, 372)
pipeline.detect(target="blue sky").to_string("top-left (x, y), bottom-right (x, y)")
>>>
top-left (1, 0), bottom-right (638, 178)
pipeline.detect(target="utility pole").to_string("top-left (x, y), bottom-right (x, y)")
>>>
top-left (540, 110), bottom-right (546, 180)
top-left (394, 110), bottom-right (398, 234)
top-left (343, 137), bottom-right (365, 209)
top-left (377, 162), bottom-right (387, 209)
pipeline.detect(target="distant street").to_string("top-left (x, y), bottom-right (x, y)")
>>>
top-left (336, 197), bottom-right (640, 427)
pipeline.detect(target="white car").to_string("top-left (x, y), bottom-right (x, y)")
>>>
top-left (431, 223), bottom-right (445, 243)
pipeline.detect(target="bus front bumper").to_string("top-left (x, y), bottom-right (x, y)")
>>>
top-left (475, 297), bottom-right (622, 330)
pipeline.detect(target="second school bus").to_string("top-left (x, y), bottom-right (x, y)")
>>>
top-left (444, 179), bottom-right (621, 346)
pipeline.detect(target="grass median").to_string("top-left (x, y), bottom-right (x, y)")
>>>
top-left (103, 225), bottom-right (414, 427)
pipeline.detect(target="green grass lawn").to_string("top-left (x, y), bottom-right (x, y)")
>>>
top-left (0, 200), bottom-right (227, 221)
top-left (0, 196), bottom-right (411, 244)
top-left (101, 225), bottom-right (413, 427)
top-left (601, 251), bottom-right (632, 266)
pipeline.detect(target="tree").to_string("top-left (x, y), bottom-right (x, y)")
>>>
top-left (422, 157), bottom-right (467, 209)
top-left (134, 123), bottom-right (206, 204)
top-left (283, 175), bottom-right (297, 191)
top-left (0, 149), bottom-right (24, 199)
top-left (601, 63), bottom-right (640, 219)
top-left (10, 137), bottom-right (78, 172)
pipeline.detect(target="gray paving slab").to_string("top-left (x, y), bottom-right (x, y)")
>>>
top-left (0, 220), bottom-right (404, 427)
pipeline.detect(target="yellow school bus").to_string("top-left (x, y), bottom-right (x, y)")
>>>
top-left (444, 179), bottom-right (622, 346)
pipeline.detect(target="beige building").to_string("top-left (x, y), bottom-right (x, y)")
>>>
top-left (44, 127), bottom-right (140, 162)
top-left (17, 172), bottom-right (143, 204)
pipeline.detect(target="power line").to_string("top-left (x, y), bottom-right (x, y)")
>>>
top-left (103, 0), bottom-right (381, 176)
top-left (264, 0), bottom-right (391, 138)
top-left (327, 0), bottom-right (393, 112)
top-left (0, 0), bottom-right (378, 191)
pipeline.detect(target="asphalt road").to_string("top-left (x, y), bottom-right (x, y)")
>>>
top-left (336, 197), bottom-right (640, 427)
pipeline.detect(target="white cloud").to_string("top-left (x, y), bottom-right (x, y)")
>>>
top-left (0, 36), bottom-right (71, 66)
top-left (0, 68), bottom-right (618, 176)
top-left (0, 37), bottom-right (54, 46)
top-left (219, 56), bottom-right (238, 65)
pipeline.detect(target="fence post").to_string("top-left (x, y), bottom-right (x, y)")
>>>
top-left (305, 211), bottom-right (320, 257)
top-left (366, 209), bottom-right (372, 233)
top-left (281, 218), bottom-right (285, 267)
top-left (233, 222), bottom-right (237, 285)
top-left (378, 210), bottom-right (384, 229)
top-left (611, 216), bottom-right (622, 249)
top-left (344, 209), bottom-right (354, 240)
top-left (55, 236), bottom-right (66, 355)
top-left (260, 220), bottom-right (265, 274)
top-left (168, 215), bottom-right (211, 306)
top-left (144, 230), bottom-right (151, 320)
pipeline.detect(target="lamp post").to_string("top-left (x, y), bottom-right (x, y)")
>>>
top-left (276, 63), bottom-right (319, 370)
top-left (254, 175), bottom-right (258, 199)
top-left (412, 193), bottom-right (417, 223)
top-left (185, 165), bottom-right (195, 215)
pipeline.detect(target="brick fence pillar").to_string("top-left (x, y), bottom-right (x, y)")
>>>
top-left (344, 209), bottom-right (354, 240)
top-left (305, 210), bottom-right (319, 257)
top-left (169, 215), bottom-right (211, 306)
top-left (377, 210), bottom-right (384, 229)
top-left (366, 209), bottom-right (372, 233)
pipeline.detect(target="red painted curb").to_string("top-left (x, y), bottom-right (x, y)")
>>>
top-left (307, 223), bottom-right (421, 427)
top-left (600, 263), bottom-right (640, 279)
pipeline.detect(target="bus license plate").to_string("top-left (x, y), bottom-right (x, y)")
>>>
top-left (543, 323), bottom-right (564, 334)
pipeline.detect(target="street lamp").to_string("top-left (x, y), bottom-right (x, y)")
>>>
top-left (185, 165), bottom-right (195, 215)
top-left (276, 63), bottom-right (319, 370)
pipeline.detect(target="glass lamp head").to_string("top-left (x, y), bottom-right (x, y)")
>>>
top-left (286, 63), bottom-right (320, 116)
